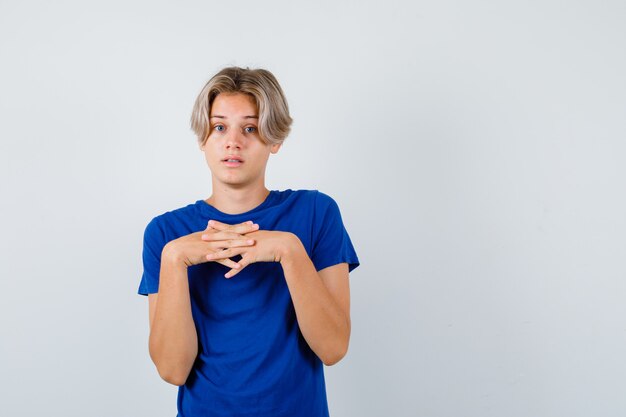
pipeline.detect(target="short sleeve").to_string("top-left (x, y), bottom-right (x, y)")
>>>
top-left (311, 191), bottom-right (360, 273)
top-left (137, 217), bottom-right (166, 296)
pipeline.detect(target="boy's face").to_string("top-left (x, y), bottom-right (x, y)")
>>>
top-left (200, 92), bottom-right (280, 189)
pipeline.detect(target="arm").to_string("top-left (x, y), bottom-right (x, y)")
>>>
top-left (148, 250), bottom-right (198, 386)
top-left (279, 234), bottom-right (351, 366)
top-left (204, 227), bottom-right (352, 366)
top-left (147, 222), bottom-right (259, 386)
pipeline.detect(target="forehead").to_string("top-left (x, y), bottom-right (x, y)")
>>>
top-left (210, 93), bottom-right (258, 117)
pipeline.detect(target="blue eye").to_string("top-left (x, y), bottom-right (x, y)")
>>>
top-left (214, 125), bottom-right (225, 132)
top-left (245, 126), bottom-right (257, 133)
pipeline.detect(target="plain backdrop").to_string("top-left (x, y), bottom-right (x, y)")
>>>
top-left (1, 1), bottom-right (625, 416)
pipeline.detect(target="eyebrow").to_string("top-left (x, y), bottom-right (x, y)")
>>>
top-left (210, 115), bottom-right (258, 119)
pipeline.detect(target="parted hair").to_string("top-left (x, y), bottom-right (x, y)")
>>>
top-left (191, 66), bottom-right (293, 146)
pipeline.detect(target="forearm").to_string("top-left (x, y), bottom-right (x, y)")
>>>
top-left (280, 236), bottom-right (350, 366)
top-left (149, 248), bottom-right (198, 386)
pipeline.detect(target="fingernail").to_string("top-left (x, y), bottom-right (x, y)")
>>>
top-left (247, 240), bottom-right (254, 245)
top-left (233, 263), bottom-right (241, 269)
top-left (246, 221), bottom-right (253, 225)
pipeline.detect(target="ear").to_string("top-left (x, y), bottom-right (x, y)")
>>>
top-left (270, 143), bottom-right (281, 154)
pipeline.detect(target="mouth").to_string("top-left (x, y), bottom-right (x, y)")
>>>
top-left (222, 156), bottom-right (244, 167)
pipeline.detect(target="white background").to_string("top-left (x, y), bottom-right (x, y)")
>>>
top-left (1, 1), bottom-right (625, 416)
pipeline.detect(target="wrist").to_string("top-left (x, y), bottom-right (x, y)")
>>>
top-left (278, 232), bottom-right (305, 264)
top-left (162, 242), bottom-right (189, 269)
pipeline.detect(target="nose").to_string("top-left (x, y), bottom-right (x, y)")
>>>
top-left (225, 129), bottom-right (244, 150)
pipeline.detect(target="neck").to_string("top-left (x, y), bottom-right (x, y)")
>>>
top-left (205, 183), bottom-right (270, 215)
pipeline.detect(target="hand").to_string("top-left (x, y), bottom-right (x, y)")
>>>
top-left (201, 220), bottom-right (298, 278)
top-left (163, 220), bottom-right (260, 269)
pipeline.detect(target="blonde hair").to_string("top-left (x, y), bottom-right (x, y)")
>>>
top-left (191, 66), bottom-right (293, 146)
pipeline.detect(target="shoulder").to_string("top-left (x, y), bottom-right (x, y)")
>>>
top-left (312, 190), bottom-right (339, 208)
top-left (143, 201), bottom-right (201, 237)
top-left (277, 189), bottom-right (337, 205)
top-left (273, 189), bottom-right (342, 216)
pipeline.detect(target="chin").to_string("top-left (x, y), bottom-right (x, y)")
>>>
top-left (216, 176), bottom-right (250, 187)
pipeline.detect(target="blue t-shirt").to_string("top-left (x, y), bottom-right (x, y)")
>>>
top-left (138, 189), bottom-right (359, 417)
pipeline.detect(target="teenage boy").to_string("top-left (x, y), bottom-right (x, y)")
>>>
top-left (138, 66), bottom-right (359, 417)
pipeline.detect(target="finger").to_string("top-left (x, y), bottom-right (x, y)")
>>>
top-left (206, 238), bottom-right (255, 252)
top-left (224, 267), bottom-right (239, 279)
top-left (206, 246), bottom-right (247, 261)
top-left (224, 238), bottom-right (255, 248)
top-left (204, 219), bottom-right (224, 231)
top-left (206, 219), bottom-right (239, 231)
top-left (208, 219), bottom-right (259, 234)
top-left (216, 258), bottom-right (242, 270)
top-left (201, 231), bottom-right (249, 241)
top-left (225, 256), bottom-right (251, 279)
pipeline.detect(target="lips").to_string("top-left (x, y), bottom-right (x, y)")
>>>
top-left (222, 155), bottom-right (244, 163)
top-left (222, 155), bottom-right (244, 167)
